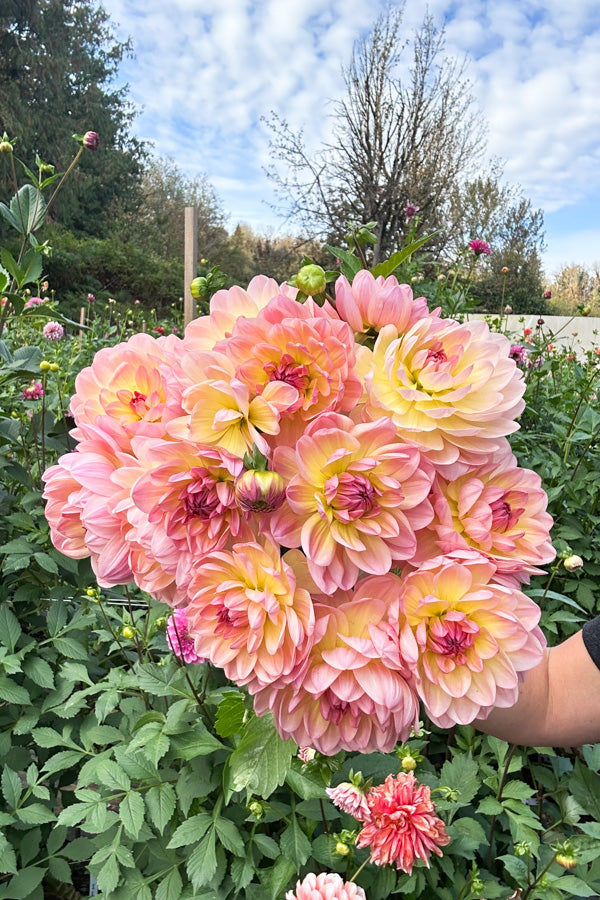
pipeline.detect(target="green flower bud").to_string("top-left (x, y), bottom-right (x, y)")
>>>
top-left (563, 554), bottom-right (584, 572)
top-left (401, 755), bottom-right (417, 772)
top-left (39, 360), bottom-right (51, 371)
top-left (190, 277), bottom-right (208, 300)
top-left (121, 625), bottom-right (135, 640)
top-left (0, 140), bottom-right (13, 154)
top-left (335, 842), bottom-right (350, 857)
top-left (295, 264), bottom-right (326, 296)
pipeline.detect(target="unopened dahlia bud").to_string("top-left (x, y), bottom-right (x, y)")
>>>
top-left (0, 140), bottom-right (13, 154)
top-left (235, 469), bottom-right (285, 513)
top-left (335, 842), bottom-right (350, 857)
top-left (563, 554), bottom-right (584, 572)
top-left (401, 755), bottom-right (417, 772)
top-left (121, 625), bottom-right (135, 639)
top-left (295, 264), bottom-right (326, 295)
top-left (298, 747), bottom-right (316, 763)
top-left (555, 852), bottom-right (577, 870)
top-left (190, 276), bottom-right (208, 299)
top-left (581, 305), bottom-right (591, 316)
top-left (502, 266), bottom-right (509, 274)
top-left (82, 131), bottom-right (99, 151)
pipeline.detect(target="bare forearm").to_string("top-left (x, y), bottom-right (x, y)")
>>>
top-left (475, 631), bottom-right (600, 747)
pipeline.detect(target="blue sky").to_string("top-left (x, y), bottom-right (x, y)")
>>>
top-left (101, 0), bottom-right (600, 277)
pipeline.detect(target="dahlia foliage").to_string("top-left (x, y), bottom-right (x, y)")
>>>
top-left (43, 269), bottom-right (554, 754)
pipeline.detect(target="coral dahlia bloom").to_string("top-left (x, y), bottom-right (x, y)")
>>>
top-left (399, 554), bottom-right (546, 727)
top-left (356, 772), bottom-right (450, 874)
top-left (334, 270), bottom-right (432, 336)
top-left (428, 450), bottom-right (555, 574)
top-left (286, 873), bottom-right (366, 900)
top-left (326, 782), bottom-right (370, 820)
top-left (270, 412), bottom-right (434, 593)
top-left (253, 581), bottom-right (420, 754)
top-left (361, 318), bottom-right (526, 465)
top-left (185, 539), bottom-right (314, 691)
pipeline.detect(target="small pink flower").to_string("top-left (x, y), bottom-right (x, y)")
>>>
top-left (356, 772), bottom-right (450, 874)
top-left (298, 747), bottom-right (316, 763)
top-left (468, 238), bottom-right (492, 256)
top-left (21, 380), bottom-right (44, 400)
top-left (509, 344), bottom-right (528, 366)
top-left (326, 782), bottom-right (370, 820)
top-left (43, 321), bottom-right (64, 341)
top-left (87, 293), bottom-right (95, 303)
top-left (334, 270), bottom-right (432, 336)
top-left (24, 296), bottom-right (46, 308)
top-left (166, 608), bottom-right (204, 663)
top-left (404, 203), bottom-right (419, 218)
top-left (286, 873), bottom-right (366, 900)
top-left (544, 290), bottom-right (552, 300)
top-left (82, 131), bottom-right (100, 151)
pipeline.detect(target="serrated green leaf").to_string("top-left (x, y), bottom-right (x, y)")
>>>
top-left (569, 759), bottom-right (600, 820)
top-left (22, 657), bottom-right (54, 689)
top-left (228, 713), bottom-right (294, 799)
top-left (46, 602), bottom-right (68, 636)
top-left (167, 812), bottom-right (212, 849)
top-left (96, 854), bottom-right (120, 895)
top-left (120, 790), bottom-right (145, 839)
top-left (230, 852), bottom-right (255, 892)
top-left (47, 856), bottom-right (72, 884)
top-left (33, 726), bottom-right (77, 749)
top-left (2, 866), bottom-right (46, 898)
top-left (214, 816), bottom-right (245, 856)
top-left (260, 855), bottom-right (296, 900)
top-left (0, 604), bottom-right (21, 651)
top-left (280, 813), bottom-right (311, 867)
top-left (186, 827), bottom-right (217, 890)
top-left (501, 779), bottom-right (536, 801)
top-left (446, 817), bottom-right (487, 857)
top-left (323, 244), bottom-right (363, 280)
top-left (0, 832), bottom-right (18, 875)
top-left (310, 834), bottom-right (346, 873)
top-left (33, 551), bottom-right (59, 574)
top-left (215, 691), bottom-right (246, 738)
top-left (170, 726), bottom-right (225, 759)
top-left (95, 759), bottom-right (131, 791)
top-left (145, 782), bottom-right (176, 835)
top-left (156, 866), bottom-right (183, 900)
top-left (370, 231), bottom-right (438, 278)
top-left (550, 875), bottom-right (599, 897)
top-left (253, 833), bottom-right (280, 860)
top-left (51, 636), bottom-right (88, 660)
top-left (9, 184), bottom-right (47, 236)
top-left (2, 765), bottom-right (22, 808)
top-left (15, 803), bottom-right (56, 825)
top-left (285, 763), bottom-right (327, 800)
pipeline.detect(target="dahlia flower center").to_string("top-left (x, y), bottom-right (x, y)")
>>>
top-left (427, 615), bottom-right (478, 664)
top-left (490, 496), bottom-right (524, 532)
top-left (325, 472), bottom-right (380, 520)
top-left (264, 353), bottom-right (310, 392)
top-left (321, 691), bottom-right (360, 727)
top-left (128, 390), bottom-right (148, 416)
top-left (182, 473), bottom-right (223, 520)
top-left (425, 346), bottom-right (448, 369)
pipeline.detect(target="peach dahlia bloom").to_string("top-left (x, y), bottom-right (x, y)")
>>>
top-left (253, 580), bottom-right (420, 754)
top-left (270, 412), bottom-right (434, 593)
top-left (334, 270), bottom-right (432, 336)
top-left (399, 554), bottom-right (546, 727)
top-left (70, 332), bottom-right (180, 450)
top-left (361, 318), bottom-right (525, 465)
top-left (356, 772), bottom-right (450, 874)
top-left (428, 450), bottom-right (555, 575)
top-left (286, 873), bottom-right (366, 900)
top-left (185, 539), bottom-right (314, 691)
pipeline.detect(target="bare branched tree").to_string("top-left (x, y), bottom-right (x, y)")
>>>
top-left (264, 7), bottom-right (487, 264)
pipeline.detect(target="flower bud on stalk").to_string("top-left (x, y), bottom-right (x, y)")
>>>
top-left (295, 264), bottom-right (326, 296)
top-left (563, 554), bottom-right (584, 572)
top-left (190, 276), bottom-right (208, 300)
top-left (82, 131), bottom-right (99, 151)
top-left (235, 469), bottom-right (285, 513)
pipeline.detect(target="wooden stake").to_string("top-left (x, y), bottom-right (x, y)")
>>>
top-left (79, 306), bottom-right (85, 344)
top-left (184, 206), bottom-right (198, 327)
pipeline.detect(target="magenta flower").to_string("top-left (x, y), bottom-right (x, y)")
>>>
top-left (286, 873), bottom-right (366, 900)
top-left (166, 608), bottom-right (204, 664)
top-left (43, 321), bottom-right (64, 341)
top-left (468, 239), bottom-right (492, 256)
top-left (404, 203), bottom-right (419, 218)
top-left (509, 344), bottom-right (529, 366)
top-left (21, 380), bottom-right (44, 400)
top-left (24, 296), bottom-right (46, 309)
top-left (87, 293), bottom-right (95, 304)
top-left (82, 131), bottom-right (99, 151)
top-left (356, 772), bottom-right (450, 874)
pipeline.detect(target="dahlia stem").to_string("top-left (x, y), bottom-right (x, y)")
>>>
top-left (349, 857), bottom-right (370, 883)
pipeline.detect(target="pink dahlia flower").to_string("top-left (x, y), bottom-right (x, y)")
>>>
top-left (334, 270), bottom-right (432, 336)
top-left (130, 438), bottom-right (250, 588)
top-left (21, 380), bottom-right (44, 400)
top-left (468, 238), bottom-right (492, 255)
top-left (326, 782), bottom-right (370, 820)
top-left (362, 318), bottom-right (525, 466)
top-left (398, 554), bottom-right (546, 727)
top-left (427, 450), bottom-right (555, 575)
top-left (253, 579), bottom-right (420, 754)
top-left (286, 872), bottom-right (366, 900)
top-left (70, 332), bottom-right (181, 450)
top-left (166, 608), bottom-right (204, 663)
top-left (356, 772), bottom-right (450, 874)
top-left (185, 539), bottom-right (314, 691)
top-left (270, 412), bottom-right (434, 593)
top-left (43, 321), bottom-right (64, 341)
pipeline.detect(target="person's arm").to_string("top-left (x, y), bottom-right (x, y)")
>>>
top-left (475, 629), bottom-right (600, 746)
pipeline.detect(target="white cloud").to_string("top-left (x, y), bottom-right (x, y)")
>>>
top-left (102, 0), bottom-right (600, 269)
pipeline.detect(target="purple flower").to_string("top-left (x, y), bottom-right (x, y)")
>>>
top-left (43, 321), bottom-right (64, 341)
top-left (87, 293), bottom-right (95, 304)
top-left (21, 380), bottom-right (44, 400)
top-left (404, 203), bottom-right (419, 219)
top-left (82, 131), bottom-right (99, 151)
top-left (509, 344), bottom-right (529, 366)
top-left (544, 290), bottom-right (552, 300)
top-left (166, 609), bottom-right (204, 664)
top-left (24, 296), bottom-right (46, 309)
top-left (468, 239), bottom-right (492, 256)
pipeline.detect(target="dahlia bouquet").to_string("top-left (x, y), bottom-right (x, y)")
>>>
top-left (42, 261), bottom-right (554, 755)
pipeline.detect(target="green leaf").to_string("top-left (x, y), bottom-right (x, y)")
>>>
top-left (95, 758), bottom-right (131, 792)
top-left (214, 816), bottom-right (245, 857)
top-left (33, 551), bottom-right (59, 574)
top-left (47, 856), bottom-right (72, 884)
top-left (499, 855), bottom-right (528, 882)
top-left (1, 866), bottom-right (45, 898)
top-left (228, 713), bottom-right (294, 799)
top-left (230, 852), bottom-right (255, 892)
top-left (0, 832), bottom-right (18, 875)
top-left (310, 834), bottom-right (347, 873)
top-left (170, 726), bottom-right (225, 759)
top-left (32, 726), bottom-right (77, 749)
top-left (323, 244), bottom-right (363, 281)
top-left (17, 248), bottom-right (43, 288)
top-left (280, 813), bottom-right (311, 867)
top-left (96, 854), bottom-right (120, 896)
top-left (501, 779), bottom-right (536, 801)
top-left (145, 782), bottom-right (176, 835)
top-left (371, 231), bottom-right (438, 277)
top-left (120, 790), bottom-right (145, 840)
top-left (1, 766), bottom-right (22, 808)
top-left (15, 803), bottom-right (56, 825)
top-left (569, 759), bottom-right (600, 820)
top-left (440, 754), bottom-right (480, 806)
top-left (186, 827), bottom-right (217, 890)
top-left (252, 833), bottom-right (280, 860)
top-left (9, 184), bottom-right (47, 235)
top-left (0, 605), bottom-right (21, 651)
top-left (156, 867), bottom-right (183, 900)
top-left (0, 202), bottom-right (19, 231)
top-left (550, 875), bottom-right (599, 897)
top-left (446, 817), bottom-right (486, 857)
top-left (215, 691), bottom-right (246, 738)
top-left (167, 812), bottom-right (213, 849)
top-left (0, 677), bottom-right (29, 706)
top-left (285, 762), bottom-right (327, 800)
top-left (51, 636), bottom-right (88, 660)
top-left (46, 601), bottom-right (68, 636)
top-left (260, 856), bottom-right (297, 900)
top-left (22, 657), bottom-right (54, 690)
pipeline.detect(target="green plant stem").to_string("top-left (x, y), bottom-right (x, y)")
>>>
top-left (522, 852), bottom-right (558, 900)
top-left (349, 856), bottom-right (370, 883)
top-left (486, 743), bottom-right (517, 869)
